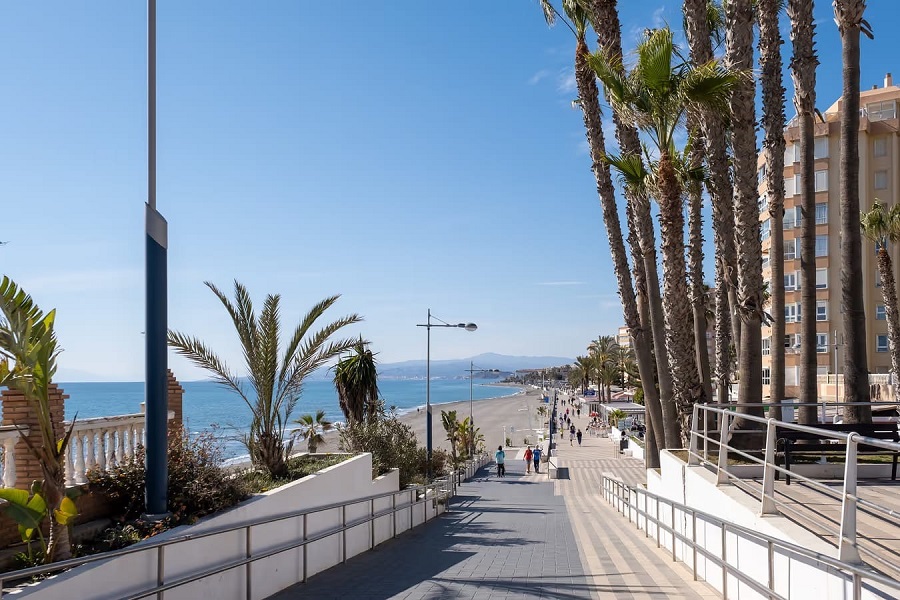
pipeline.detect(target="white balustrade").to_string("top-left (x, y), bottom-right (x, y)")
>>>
top-left (0, 426), bottom-right (28, 489)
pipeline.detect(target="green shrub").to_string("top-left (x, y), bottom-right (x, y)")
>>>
top-left (88, 425), bottom-right (249, 525)
top-left (239, 454), bottom-right (349, 493)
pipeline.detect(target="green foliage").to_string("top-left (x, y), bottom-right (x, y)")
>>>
top-left (238, 454), bottom-right (349, 493)
top-left (168, 281), bottom-right (361, 478)
top-left (0, 482), bottom-right (77, 563)
top-left (608, 409), bottom-right (627, 427)
top-left (633, 386), bottom-right (645, 405)
top-left (292, 409), bottom-right (332, 453)
top-left (88, 426), bottom-right (248, 525)
top-left (338, 402), bottom-right (429, 487)
top-left (333, 337), bottom-right (379, 423)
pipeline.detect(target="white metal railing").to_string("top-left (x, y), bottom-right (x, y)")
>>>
top-left (816, 374), bottom-right (894, 386)
top-left (0, 426), bottom-right (28, 488)
top-left (602, 475), bottom-right (900, 600)
top-left (688, 404), bottom-right (900, 567)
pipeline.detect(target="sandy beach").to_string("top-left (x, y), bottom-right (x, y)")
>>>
top-left (317, 384), bottom-right (551, 454)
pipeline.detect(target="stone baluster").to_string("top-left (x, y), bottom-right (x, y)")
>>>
top-left (85, 432), bottom-right (97, 474)
top-left (117, 425), bottom-right (127, 463)
top-left (2, 437), bottom-right (16, 488)
top-left (96, 429), bottom-right (107, 472)
top-left (65, 439), bottom-right (76, 486)
top-left (73, 434), bottom-right (86, 485)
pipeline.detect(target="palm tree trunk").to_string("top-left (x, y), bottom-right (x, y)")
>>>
top-left (634, 254), bottom-right (664, 466)
top-left (758, 0), bottom-right (787, 421)
top-left (42, 464), bottom-right (71, 563)
top-left (726, 0), bottom-right (765, 419)
top-left (788, 0), bottom-right (820, 424)
top-left (683, 0), bottom-right (739, 403)
top-left (657, 151), bottom-right (702, 448)
top-left (877, 250), bottom-right (900, 380)
top-left (589, 0), bottom-right (678, 450)
top-left (836, 1), bottom-right (872, 423)
top-left (687, 129), bottom-right (714, 404)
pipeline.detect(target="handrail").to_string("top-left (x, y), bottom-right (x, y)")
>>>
top-left (602, 475), bottom-right (900, 600)
top-left (0, 453), bottom-right (491, 598)
top-left (688, 404), bottom-right (900, 568)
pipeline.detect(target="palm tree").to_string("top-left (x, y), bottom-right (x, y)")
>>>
top-left (787, 0), bottom-right (820, 425)
top-left (683, 0), bottom-right (740, 404)
top-left (0, 277), bottom-right (76, 563)
top-left (441, 410), bottom-right (461, 469)
top-left (590, 27), bottom-right (736, 446)
top-left (293, 409), bottom-right (332, 453)
top-left (574, 355), bottom-right (594, 392)
top-left (835, 0), bottom-right (874, 424)
top-left (861, 201), bottom-right (900, 381)
top-left (333, 337), bottom-right (380, 424)
top-left (168, 281), bottom-right (360, 478)
top-left (758, 0), bottom-right (787, 421)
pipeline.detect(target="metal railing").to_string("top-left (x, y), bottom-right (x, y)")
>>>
top-left (688, 403), bottom-right (900, 566)
top-left (0, 453), bottom-right (491, 599)
top-left (602, 475), bottom-right (900, 600)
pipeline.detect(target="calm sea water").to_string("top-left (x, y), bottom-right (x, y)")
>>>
top-left (59, 379), bottom-right (523, 459)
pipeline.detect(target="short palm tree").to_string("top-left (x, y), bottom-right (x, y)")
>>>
top-left (333, 337), bottom-right (379, 424)
top-left (441, 410), bottom-right (461, 468)
top-left (861, 201), bottom-right (900, 381)
top-left (0, 277), bottom-right (77, 563)
top-left (293, 410), bottom-right (332, 454)
top-left (168, 281), bottom-right (360, 478)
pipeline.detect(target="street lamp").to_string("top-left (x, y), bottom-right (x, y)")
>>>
top-left (417, 309), bottom-right (477, 478)
top-left (467, 362), bottom-right (499, 456)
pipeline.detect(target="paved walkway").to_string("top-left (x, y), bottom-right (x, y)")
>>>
top-left (270, 409), bottom-right (718, 599)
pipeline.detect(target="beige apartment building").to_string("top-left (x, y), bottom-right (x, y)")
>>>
top-left (758, 73), bottom-right (900, 399)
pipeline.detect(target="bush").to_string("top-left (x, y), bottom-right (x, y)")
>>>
top-left (338, 405), bottom-right (433, 487)
top-left (239, 454), bottom-right (349, 493)
top-left (88, 425), bottom-right (249, 526)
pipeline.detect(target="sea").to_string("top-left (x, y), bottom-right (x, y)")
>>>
top-left (59, 379), bottom-right (524, 461)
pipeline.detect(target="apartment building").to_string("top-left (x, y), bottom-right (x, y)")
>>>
top-left (758, 73), bottom-right (900, 398)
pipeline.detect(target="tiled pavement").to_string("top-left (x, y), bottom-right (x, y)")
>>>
top-left (270, 406), bottom-right (718, 599)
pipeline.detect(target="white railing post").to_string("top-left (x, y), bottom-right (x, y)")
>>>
top-left (838, 434), bottom-right (862, 563)
top-left (717, 410), bottom-right (730, 485)
top-left (2, 436), bottom-right (17, 488)
top-left (760, 419), bottom-right (778, 515)
top-left (73, 434), bottom-right (86, 484)
top-left (688, 404), bottom-right (700, 465)
top-left (65, 438), bottom-right (76, 486)
top-left (97, 430), bottom-right (107, 472)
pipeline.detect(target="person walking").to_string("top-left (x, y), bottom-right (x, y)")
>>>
top-left (576, 428), bottom-right (583, 446)
top-left (495, 445), bottom-right (506, 478)
top-left (532, 445), bottom-right (542, 474)
top-left (524, 445), bottom-right (533, 474)
top-left (569, 423), bottom-right (576, 445)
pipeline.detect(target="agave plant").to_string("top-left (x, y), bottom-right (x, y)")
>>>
top-left (168, 281), bottom-right (360, 478)
top-left (333, 337), bottom-right (379, 424)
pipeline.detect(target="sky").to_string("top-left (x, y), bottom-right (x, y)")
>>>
top-left (2, 1), bottom-right (900, 382)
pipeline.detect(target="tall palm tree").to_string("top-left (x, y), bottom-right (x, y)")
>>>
top-left (333, 337), bottom-right (380, 424)
top-left (725, 0), bottom-right (765, 418)
top-left (590, 28), bottom-right (736, 446)
top-left (683, 0), bottom-right (740, 404)
top-left (787, 0), bottom-right (820, 425)
top-left (293, 410), bottom-right (332, 453)
top-left (575, 355), bottom-right (594, 392)
top-left (0, 277), bottom-right (76, 563)
top-left (758, 0), bottom-right (787, 420)
top-left (835, 0), bottom-right (874, 423)
top-left (587, 0), bottom-right (670, 459)
top-left (861, 201), bottom-right (900, 381)
top-left (168, 281), bottom-right (360, 477)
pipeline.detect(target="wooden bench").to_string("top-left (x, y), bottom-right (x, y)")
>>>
top-left (775, 422), bottom-right (899, 485)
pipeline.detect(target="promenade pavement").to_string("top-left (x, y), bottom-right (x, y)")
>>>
top-left (270, 404), bottom-right (717, 599)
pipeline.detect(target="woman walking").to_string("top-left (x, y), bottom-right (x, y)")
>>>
top-left (524, 445), bottom-right (533, 474)
top-left (495, 445), bottom-right (506, 478)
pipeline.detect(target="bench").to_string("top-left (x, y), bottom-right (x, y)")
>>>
top-left (775, 422), bottom-right (899, 485)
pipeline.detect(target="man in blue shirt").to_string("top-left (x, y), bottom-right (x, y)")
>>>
top-left (532, 446), bottom-right (542, 473)
top-left (495, 445), bottom-right (506, 477)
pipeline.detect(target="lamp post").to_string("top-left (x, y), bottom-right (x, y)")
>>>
top-left (467, 362), bottom-right (498, 456)
top-left (417, 309), bottom-right (477, 479)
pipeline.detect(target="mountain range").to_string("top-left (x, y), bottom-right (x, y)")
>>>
top-left (368, 352), bottom-right (574, 380)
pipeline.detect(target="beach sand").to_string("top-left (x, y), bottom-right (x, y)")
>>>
top-left (317, 385), bottom-right (550, 454)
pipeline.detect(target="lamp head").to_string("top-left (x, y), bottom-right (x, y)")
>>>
top-left (464, 323), bottom-right (478, 332)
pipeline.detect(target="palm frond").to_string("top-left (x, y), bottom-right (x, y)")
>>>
top-left (278, 294), bottom-right (341, 387)
top-left (166, 330), bottom-right (251, 408)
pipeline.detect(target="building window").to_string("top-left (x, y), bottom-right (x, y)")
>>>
top-left (784, 272), bottom-right (797, 291)
top-left (785, 303), bottom-right (801, 323)
top-left (875, 170), bottom-right (889, 190)
top-left (875, 137), bottom-right (888, 157)
top-left (877, 305), bottom-right (887, 320)
top-left (815, 203), bottom-right (828, 225)
top-left (816, 300), bottom-right (828, 321)
top-left (877, 335), bottom-right (889, 353)
top-left (816, 333), bottom-right (828, 353)
top-left (783, 205), bottom-right (801, 229)
top-left (785, 176), bottom-right (796, 198)
top-left (759, 194), bottom-right (769, 211)
top-left (814, 137), bottom-right (829, 159)
top-left (761, 218), bottom-right (771, 241)
top-left (816, 268), bottom-right (828, 289)
top-left (758, 164), bottom-right (767, 184)
top-left (877, 269), bottom-right (882, 288)
top-left (867, 100), bottom-right (896, 121)
top-left (815, 169), bottom-right (828, 192)
top-left (762, 368), bottom-right (771, 386)
top-left (815, 235), bottom-right (828, 257)
top-left (762, 338), bottom-right (771, 356)
top-left (784, 239), bottom-right (796, 260)
top-left (784, 334), bottom-right (800, 349)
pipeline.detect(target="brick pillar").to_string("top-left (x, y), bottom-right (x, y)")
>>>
top-left (1, 384), bottom-right (67, 490)
top-left (167, 369), bottom-right (183, 429)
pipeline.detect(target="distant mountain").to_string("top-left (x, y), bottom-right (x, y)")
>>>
top-left (372, 352), bottom-right (574, 380)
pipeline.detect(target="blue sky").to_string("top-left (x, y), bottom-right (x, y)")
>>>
top-left (2, 1), bottom-right (899, 382)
